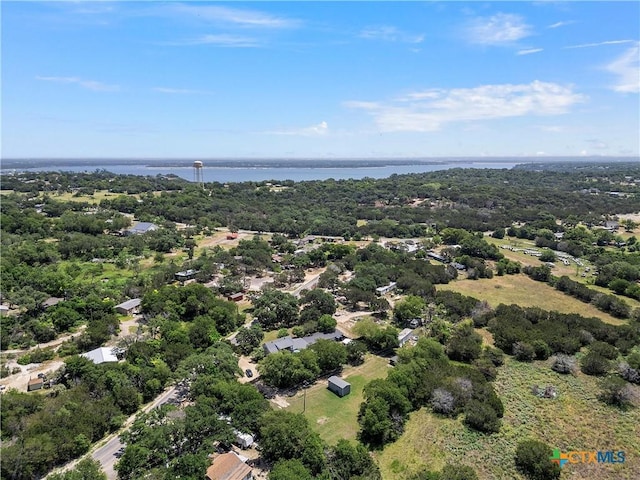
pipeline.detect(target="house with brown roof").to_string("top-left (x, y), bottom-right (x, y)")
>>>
top-left (206, 452), bottom-right (253, 480)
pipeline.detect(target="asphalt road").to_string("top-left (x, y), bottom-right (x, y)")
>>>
top-left (46, 385), bottom-right (178, 480)
top-left (94, 386), bottom-right (179, 479)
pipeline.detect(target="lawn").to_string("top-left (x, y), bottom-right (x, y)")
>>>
top-left (285, 354), bottom-right (390, 445)
top-left (438, 274), bottom-right (626, 325)
top-left (376, 357), bottom-right (640, 480)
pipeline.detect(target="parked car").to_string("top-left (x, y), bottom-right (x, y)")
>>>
top-left (245, 369), bottom-right (253, 378)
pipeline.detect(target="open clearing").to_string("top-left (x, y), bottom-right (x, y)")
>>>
top-left (284, 354), bottom-right (390, 445)
top-left (438, 274), bottom-right (626, 325)
top-left (376, 357), bottom-right (640, 480)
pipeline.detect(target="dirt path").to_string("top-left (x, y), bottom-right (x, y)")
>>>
top-left (1, 325), bottom-right (87, 355)
top-left (0, 359), bottom-right (65, 392)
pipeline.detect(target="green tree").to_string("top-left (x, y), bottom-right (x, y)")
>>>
top-left (253, 290), bottom-right (299, 329)
top-left (260, 410), bottom-right (325, 474)
top-left (269, 459), bottom-right (314, 480)
top-left (393, 295), bottom-right (426, 326)
top-left (49, 457), bottom-right (107, 480)
top-left (515, 440), bottom-right (561, 480)
top-left (309, 339), bottom-right (347, 373)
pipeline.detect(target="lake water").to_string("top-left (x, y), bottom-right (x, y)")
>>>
top-left (2, 160), bottom-right (520, 183)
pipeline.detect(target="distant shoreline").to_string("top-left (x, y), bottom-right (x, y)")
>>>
top-left (1, 156), bottom-right (636, 171)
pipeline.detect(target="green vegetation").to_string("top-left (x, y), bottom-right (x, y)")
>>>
top-left (285, 354), bottom-right (389, 444)
top-left (2, 164), bottom-right (639, 479)
top-left (376, 357), bottom-right (640, 480)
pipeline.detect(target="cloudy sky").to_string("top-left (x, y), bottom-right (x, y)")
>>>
top-left (2, 1), bottom-right (639, 159)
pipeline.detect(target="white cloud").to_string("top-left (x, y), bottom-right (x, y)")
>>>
top-left (170, 4), bottom-right (299, 29)
top-left (346, 81), bottom-right (586, 132)
top-left (547, 20), bottom-right (574, 29)
top-left (266, 121), bottom-right (329, 136)
top-left (564, 39), bottom-right (634, 49)
top-left (153, 87), bottom-right (211, 95)
top-left (517, 48), bottom-right (543, 55)
top-left (166, 34), bottom-right (261, 47)
top-left (466, 13), bottom-right (532, 45)
top-left (605, 42), bottom-right (640, 93)
top-left (359, 26), bottom-right (424, 44)
top-left (35, 76), bottom-right (119, 92)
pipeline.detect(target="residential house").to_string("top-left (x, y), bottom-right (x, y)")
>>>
top-left (81, 347), bottom-right (119, 365)
top-left (228, 293), bottom-right (244, 302)
top-left (42, 297), bottom-right (63, 309)
top-left (0, 304), bottom-right (9, 316)
top-left (115, 298), bottom-right (141, 316)
top-left (375, 282), bottom-right (397, 296)
top-left (398, 328), bottom-right (413, 347)
top-left (125, 222), bottom-right (158, 235)
top-left (262, 330), bottom-right (344, 355)
top-left (175, 269), bottom-right (199, 283)
top-left (328, 376), bottom-right (351, 397)
top-left (206, 452), bottom-right (253, 480)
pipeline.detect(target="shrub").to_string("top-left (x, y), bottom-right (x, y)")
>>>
top-left (440, 464), bottom-right (478, 480)
top-left (580, 352), bottom-right (611, 376)
top-left (589, 341), bottom-right (619, 360)
top-left (627, 351), bottom-right (640, 370)
top-left (598, 376), bottom-right (638, 408)
top-left (619, 363), bottom-right (640, 384)
top-left (474, 357), bottom-right (497, 381)
top-left (515, 439), bottom-right (561, 480)
top-left (551, 354), bottom-right (577, 375)
top-left (482, 346), bottom-right (505, 366)
top-left (430, 388), bottom-right (456, 415)
top-left (532, 340), bottom-right (552, 360)
top-left (513, 342), bottom-right (536, 362)
top-left (463, 400), bottom-right (501, 433)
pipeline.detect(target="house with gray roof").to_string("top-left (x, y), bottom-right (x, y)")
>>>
top-left (115, 298), bottom-right (141, 316)
top-left (262, 330), bottom-right (344, 355)
top-left (125, 222), bottom-right (158, 235)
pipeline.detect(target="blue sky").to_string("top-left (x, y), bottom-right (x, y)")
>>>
top-left (2, 1), bottom-right (639, 159)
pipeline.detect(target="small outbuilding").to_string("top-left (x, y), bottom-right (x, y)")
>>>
top-left (328, 376), bottom-right (351, 397)
top-left (115, 298), bottom-right (141, 316)
top-left (27, 377), bottom-right (44, 391)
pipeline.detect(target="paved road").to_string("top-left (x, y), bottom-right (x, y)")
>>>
top-left (47, 386), bottom-right (178, 479)
top-left (94, 386), bottom-right (179, 479)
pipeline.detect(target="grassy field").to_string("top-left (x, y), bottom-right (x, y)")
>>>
top-left (438, 274), bottom-right (626, 325)
top-left (285, 354), bottom-right (390, 445)
top-left (376, 357), bottom-right (640, 480)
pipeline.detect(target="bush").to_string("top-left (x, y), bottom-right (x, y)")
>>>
top-left (513, 342), bottom-right (536, 362)
top-left (580, 352), bottom-right (611, 376)
top-left (482, 346), bottom-right (505, 366)
top-left (619, 363), bottom-right (640, 384)
top-left (532, 340), bottom-right (552, 360)
top-left (598, 376), bottom-right (638, 408)
top-left (551, 354), bottom-right (577, 375)
top-left (463, 400), bottom-right (500, 433)
top-left (515, 439), bottom-right (561, 480)
top-left (440, 464), bottom-right (478, 480)
top-left (430, 388), bottom-right (456, 415)
top-left (589, 341), bottom-right (619, 360)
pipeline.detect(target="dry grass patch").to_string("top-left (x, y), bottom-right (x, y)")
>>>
top-left (439, 275), bottom-right (625, 325)
top-left (376, 358), bottom-right (640, 479)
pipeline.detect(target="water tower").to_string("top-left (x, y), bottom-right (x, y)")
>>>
top-left (193, 161), bottom-right (204, 188)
